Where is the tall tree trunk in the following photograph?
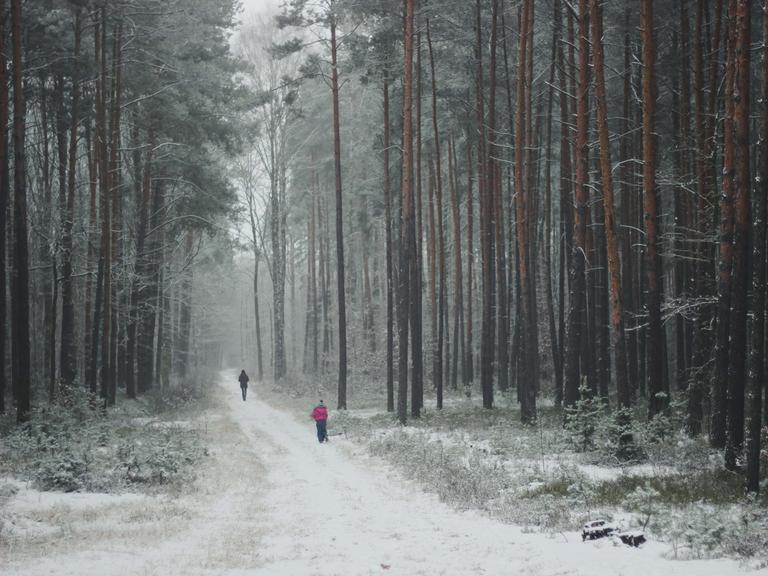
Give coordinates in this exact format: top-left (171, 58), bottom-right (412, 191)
top-left (176, 232), bottom-right (195, 381)
top-left (513, 0), bottom-right (536, 422)
top-left (254, 254), bottom-right (264, 380)
top-left (11, 0), bottom-right (30, 422)
top-left (303, 200), bottom-right (312, 373)
top-left (487, 0), bottom-right (507, 398)
top-left (680, 14), bottom-right (694, 376)
top-left (319, 196), bottom-right (330, 370)
top-left (475, 0), bottom-right (494, 410)
top-left (449, 137), bottom-right (464, 392)
top-left (502, 2), bottom-right (519, 400)
top-left (426, 18), bottom-right (445, 409)
top-left (497, 19), bottom-right (510, 402)
top-left (48, 244), bottom-right (58, 400)
top-left (544, 0), bottom-right (562, 408)
top-left (59, 12), bottom-right (81, 393)
top-left (88, 213), bottom-right (104, 397)
top-left (126, 120), bottom-right (140, 396)
top-left (564, 0), bottom-right (591, 410)
top-left (619, 10), bottom-right (638, 403)
top-left (398, 0), bottom-right (415, 424)
top-left (154, 240), bottom-right (168, 389)
top-left (270, 146), bottom-right (286, 382)
top-left (641, 0), bottom-right (669, 420)
top-left (692, 0), bottom-right (725, 432)
top-left (383, 77), bottom-right (394, 412)
top-left (676, 1), bottom-right (694, 388)
top-left (712, 0), bottom-right (737, 446)
top-left (363, 230), bottom-right (375, 353)
top-left (127, 127), bottom-right (154, 398)
top-left (424, 34), bottom-right (435, 398)
top-left (746, 0), bottom-right (767, 493)
top-left (555, 0), bottom-right (574, 408)
top-left (0, 0), bottom-right (7, 413)
top-left (409, 154), bottom-right (423, 418)
top-left (245, 161), bottom-right (264, 381)
top-left (87, 18), bottom-right (104, 398)
top-left (592, 178), bottom-right (611, 402)
top-left (566, 6), bottom-right (578, 220)
top-left (464, 129), bottom-right (475, 390)
top-left (412, 28), bottom-right (424, 417)
top-left (52, 74), bottom-right (68, 401)
top-left (435, 156), bottom-right (447, 410)
top-left (310, 174), bottom-right (319, 373)
top-left (592, 0), bottom-right (633, 445)
top-left (759, 250), bottom-right (768, 421)
top-left (83, 117), bottom-right (98, 385)
top-left (97, 12), bottom-right (111, 406)
top-left (107, 24), bottom-right (123, 406)
top-left (39, 76), bottom-right (56, 400)
top-left (523, 2), bottom-right (539, 401)
top-left (579, 6), bottom-right (598, 400)
top-left (137, 178), bottom-right (163, 392)
top-left (330, 11), bottom-right (347, 410)
top-left (632, 98), bottom-right (647, 400)
top-left (724, 0), bottom-right (750, 471)
top-left (428, 157), bottom-right (437, 381)
top-left (687, 0), bottom-right (713, 435)
top-left (706, 0), bottom-right (725, 204)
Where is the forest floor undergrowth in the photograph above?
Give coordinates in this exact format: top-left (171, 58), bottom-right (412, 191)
top-left (263, 373), bottom-right (768, 571)
top-left (0, 381), bottom-right (268, 575)
top-left (0, 370), bottom-right (766, 575)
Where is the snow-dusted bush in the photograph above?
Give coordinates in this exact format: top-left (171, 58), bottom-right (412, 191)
top-left (34, 450), bottom-right (91, 492)
top-left (117, 426), bottom-right (202, 486)
top-left (369, 429), bottom-right (512, 511)
top-left (564, 382), bottom-right (604, 452)
top-left (567, 473), bottom-right (602, 520)
top-left (0, 387), bottom-right (206, 493)
top-left (650, 501), bottom-right (768, 563)
top-left (499, 491), bottom-right (574, 532)
top-left (0, 482), bottom-right (19, 538)
top-left (721, 502), bottom-right (768, 562)
top-left (623, 482), bottom-right (661, 530)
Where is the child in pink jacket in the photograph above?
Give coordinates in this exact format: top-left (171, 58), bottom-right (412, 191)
top-left (311, 400), bottom-right (329, 443)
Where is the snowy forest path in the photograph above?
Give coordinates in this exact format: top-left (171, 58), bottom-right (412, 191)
top-left (2, 370), bottom-right (760, 576)
top-left (229, 370), bottom-right (549, 575)
top-left (229, 373), bottom-right (542, 574)
top-left (224, 371), bottom-right (754, 576)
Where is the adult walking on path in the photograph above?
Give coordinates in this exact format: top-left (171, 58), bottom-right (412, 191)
top-left (311, 400), bottom-right (328, 443)
top-left (238, 369), bottom-right (249, 401)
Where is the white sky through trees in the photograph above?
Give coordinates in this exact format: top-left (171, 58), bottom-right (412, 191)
top-left (229, 0), bottom-right (282, 251)
top-left (239, 0), bottom-right (280, 18)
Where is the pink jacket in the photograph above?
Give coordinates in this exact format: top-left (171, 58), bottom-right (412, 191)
top-left (311, 405), bottom-right (328, 421)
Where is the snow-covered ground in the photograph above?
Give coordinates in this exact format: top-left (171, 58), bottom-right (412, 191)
top-left (1, 370), bottom-right (764, 575)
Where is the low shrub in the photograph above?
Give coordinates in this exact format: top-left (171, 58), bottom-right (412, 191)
top-left (597, 469), bottom-right (745, 507)
top-left (652, 500), bottom-right (768, 562)
top-left (34, 450), bottom-right (90, 492)
top-left (0, 386), bottom-right (206, 494)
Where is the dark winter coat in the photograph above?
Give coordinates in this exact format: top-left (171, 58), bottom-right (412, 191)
top-left (238, 371), bottom-right (249, 387)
